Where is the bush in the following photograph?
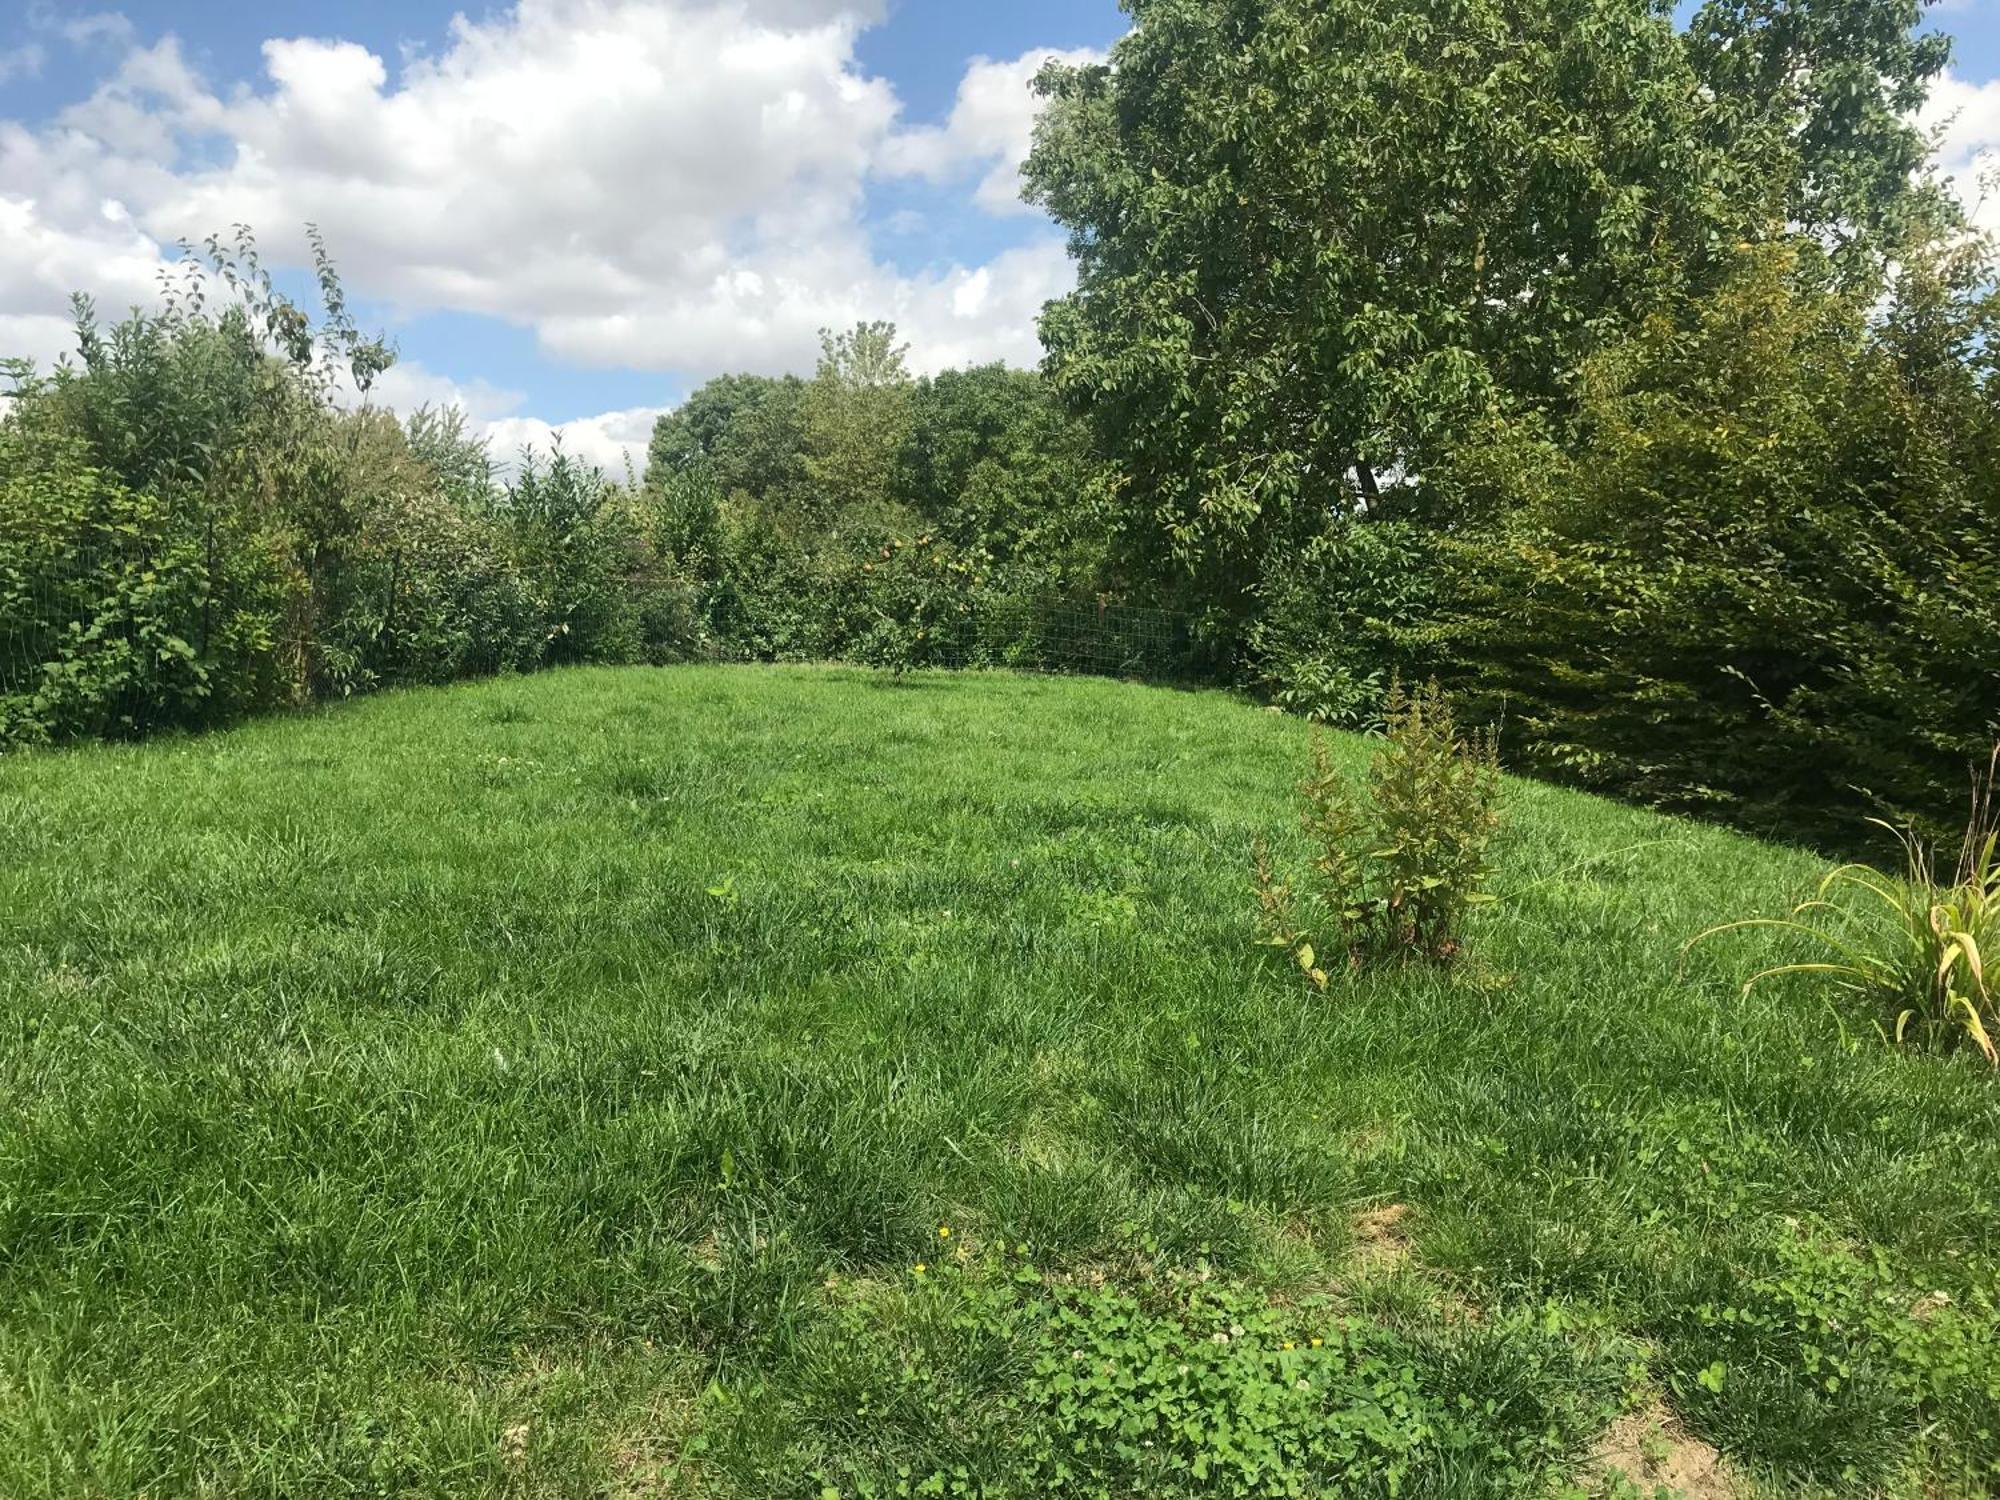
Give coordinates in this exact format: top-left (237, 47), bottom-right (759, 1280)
top-left (1255, 680), bottom-right (1501, 977)
top-left (1247, 521), bottom-right (1442, 730)
top-left (0, 421), bottom-right (211, 740)
top-left (0, 232), bottom-right (730, 749)
top-left (1429, 244), bottom-right (2000, 845)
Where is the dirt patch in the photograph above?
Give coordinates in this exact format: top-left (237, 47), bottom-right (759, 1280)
top-left (1589, 1401), bottom-right (1739, 1499)
top-left (1351, 1202), bottom-right (1414, 1271)
top-left (1910, 1289), bottom-right (1954, 1322)
top-left (500, 1420), bottom-right (531, 1466)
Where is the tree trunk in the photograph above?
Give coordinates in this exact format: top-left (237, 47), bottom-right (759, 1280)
top-left (1353, 459), bottom-right (1382, 510)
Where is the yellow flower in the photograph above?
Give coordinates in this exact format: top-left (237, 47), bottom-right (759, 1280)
top-left (1310, 1337), bottom-right (1323, 1348)
top-left (1282, 1341), bottom-right (1295, 1351)
top-left (938, 1226), bottom-right (952, 1239)
top-left (913, 1262), bottom-right (928, 1275)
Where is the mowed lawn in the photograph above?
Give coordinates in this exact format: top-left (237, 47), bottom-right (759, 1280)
top-left (1, 666), bottom-right (1995, 1498)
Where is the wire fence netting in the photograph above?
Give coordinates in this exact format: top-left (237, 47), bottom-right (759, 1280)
top-left (3, 514), bottom-right (1222, 744)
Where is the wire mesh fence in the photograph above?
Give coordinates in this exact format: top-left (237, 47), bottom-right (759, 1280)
top-left (4, 506), bottom-right (1224, 747)
top-left (692, 591), bottom-right (1216, 682)
top-left (958, 593), bottom-right (1211, 682)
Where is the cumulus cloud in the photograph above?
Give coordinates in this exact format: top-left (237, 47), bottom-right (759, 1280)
top-left (1919, 71), bottom-right (2000, 234)
top-left (485, 405), bottom-right (668, 479)
top-left (880, 46), bottom-right (1104, 215)
top-left (0, 0), bottom-right (1090, 451)
top-left (0, 168), bottom-right (168, 369)
top-left (361, 359), bottom-right (664, 476)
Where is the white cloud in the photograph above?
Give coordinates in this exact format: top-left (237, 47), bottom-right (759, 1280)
top-left (485, 404), bottom-right (668, 480)
top-left (0, 164), bottom-right (168, 369)
top-left (0, 43), bottom-right (47, 83)
top-left (362, 360), bottom-right (526, 426)
top-left (359, 359), bottom-right (663, 478)
top-left (0, 0), bottom-right (1087, 449)
top-left (1919, 71), bottom-right (2000, 234)
top-left (880, 46), bottom-right (1103, 216)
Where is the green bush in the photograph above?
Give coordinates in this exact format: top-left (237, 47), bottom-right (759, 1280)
top-left (0, 234), bottom-right (726, 749)
top-left (1247, 521), bottom-right (1442, 730)
top-left (1430, 244), bottom-right (2000, 845)
top-left (0, 421), bottom-right (210, 740)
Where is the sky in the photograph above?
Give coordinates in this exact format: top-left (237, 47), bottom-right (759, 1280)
top-left (3, 0), bottom-right (1999, 475)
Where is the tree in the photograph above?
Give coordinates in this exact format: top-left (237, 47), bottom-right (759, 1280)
top-left (1023, 0), bottom-right (1953, 614)
top-left (801, 321), bottom-right (916, 536)
top-left (896, 363), bottom-right (1109, 578)
top-left (645, 373), bottom-right (809, 509)
top-left (1685, 0), bottom-right (1955, 263)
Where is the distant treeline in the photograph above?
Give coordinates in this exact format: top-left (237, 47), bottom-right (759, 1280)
top-left (6, 0), bottom-right (2000, 849)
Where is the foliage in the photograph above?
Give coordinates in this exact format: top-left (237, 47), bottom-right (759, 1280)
top-left (1428, 243), bottom-right (2000, 842)
top-left (1246, 521), bottom-right (1442, 730)
top-left (638, 329), bottom-right (1131, 677)
top-left (1029, 1), bottom-right (1745, 607)
top-left (895, 363), bottom-right (1111, 582)
top-left (1693, 751), bottom-right (2000, 1064)
top-left (1026, 0), bottom-right (1950, 612)
top-left (0, 230), bottom-right (714, 746)
top-left (403, 403), bottom-right (498, 512)
top-left (801, 322), bottom-right (919, 537)
top-left (1001, 1273), bottom-right (1432, 1497)
top-left (1011, 0), bottom-right (1991, 847)
top-left (0, 418), bottom-right (210, 741)
top-left (1256, 680), bottom-right (1501, 974)
top-left (1684, 0), bottom-right (1955, 260)
top-left (505, 443), bottom-right (645, 667)
top-left (647, 372), bottom-right (811, 512)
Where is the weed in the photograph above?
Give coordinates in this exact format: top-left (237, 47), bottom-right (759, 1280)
top-left (1255, 678), bottom-right (1501, 975)
top-left (1692, 747), bottom-right (2000, 1063)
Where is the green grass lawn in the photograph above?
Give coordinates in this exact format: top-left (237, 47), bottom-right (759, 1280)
top-left (2, 666), bottom-right (1995, 1498)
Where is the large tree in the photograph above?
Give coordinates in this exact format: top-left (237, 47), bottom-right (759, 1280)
top-left (645, 372), bottom-right (809, 508)
top-left (800, 321), bottom-right (916, 536)
top-left (1685, 0), bottom-right (1951, 260)
top-left (1024, 0), bottom-right (1952, 610)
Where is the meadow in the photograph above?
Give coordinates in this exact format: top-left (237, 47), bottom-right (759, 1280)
top-left (1, 665), bottom-right (1995, 1497)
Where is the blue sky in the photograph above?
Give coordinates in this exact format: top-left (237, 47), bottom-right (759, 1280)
top-left (3, 0), bottom-right (1997, 471)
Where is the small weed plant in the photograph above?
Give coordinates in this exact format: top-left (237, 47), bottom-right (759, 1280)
top-left (1677, 1225), bottom-right (2000, 1490)
top-left (1255, 679), bottom-right (1502, 981)
top-left (1694, 748), bottom-right (2000, 1064)
top-left (794, 1242), bottom-right (1629, 1499)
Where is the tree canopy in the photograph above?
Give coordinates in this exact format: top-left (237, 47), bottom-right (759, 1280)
top-left (1024, 0), bottom-right (1957, 607)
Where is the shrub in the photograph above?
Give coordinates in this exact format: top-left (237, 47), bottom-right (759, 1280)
top-left (1247, 520), bottom-right (1442, 731)
top-left (1255, 680), bottom-right (1501, 976)
top-left (1693, 749), bottom-right (2000, 1064)
top-left (0, 423), bottom-right (211, 740)
top-left (1428, 244), bottom-right (2000, 846)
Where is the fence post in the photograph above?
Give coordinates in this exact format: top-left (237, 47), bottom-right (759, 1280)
top-left (201, 512), bottom-right (215, 659)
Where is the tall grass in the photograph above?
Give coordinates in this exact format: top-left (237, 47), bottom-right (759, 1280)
top-left (1695, 748), bottom-right (2000, 1064)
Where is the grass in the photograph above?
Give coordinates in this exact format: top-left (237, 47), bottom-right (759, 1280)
top-left (0, 665), bottom-right (1995, 1497)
